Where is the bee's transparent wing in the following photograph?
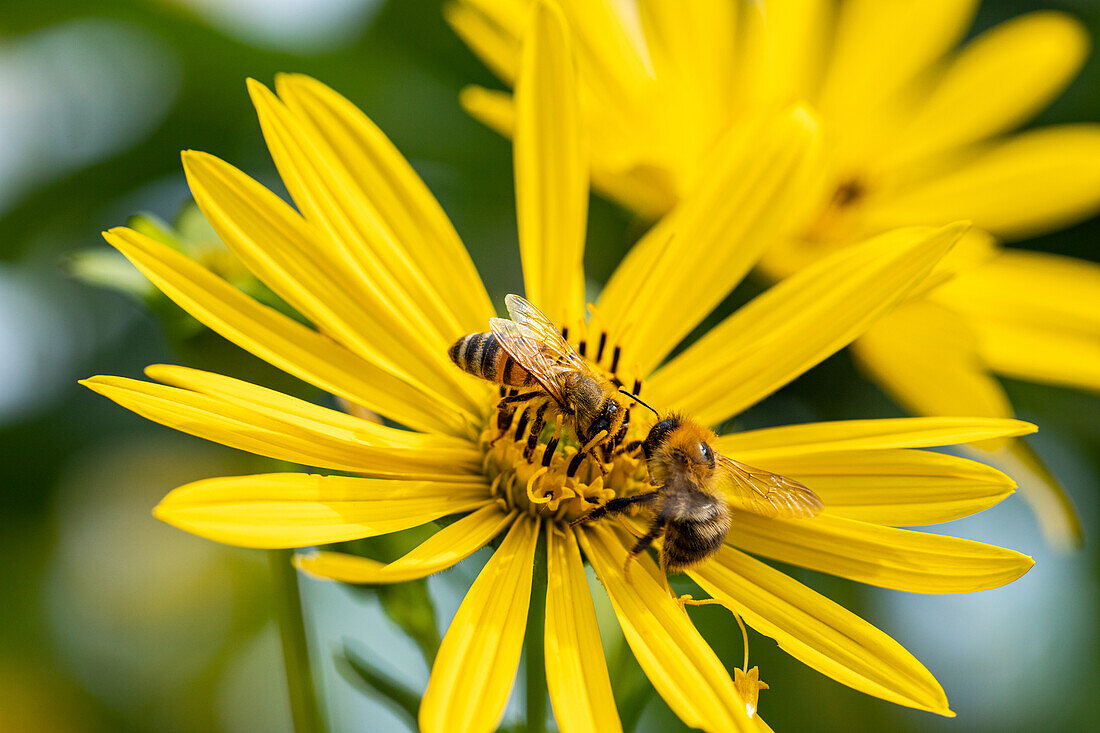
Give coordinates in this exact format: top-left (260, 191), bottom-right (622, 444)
top-left (489, 317), bottom-right (568, 407)
top-left (717, 454), bottom-right (823, 518)
top-left (504, 294), bottom-right (590, 373)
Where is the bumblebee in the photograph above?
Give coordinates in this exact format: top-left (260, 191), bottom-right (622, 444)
top-left (572, 413), bottom-right (823, 579)
top-left (449, 294), bottom-right (634, 472)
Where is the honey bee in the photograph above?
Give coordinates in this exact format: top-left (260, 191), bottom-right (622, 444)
top-left (571, 412), bottom-right (823, 580)
top-left (449, 294), bottom-right (635, 472)
top-left (449, 327), bottom-right (542, 392)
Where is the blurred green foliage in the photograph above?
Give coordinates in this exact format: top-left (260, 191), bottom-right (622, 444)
top-left (0, 1), bottom-right (1097, 732)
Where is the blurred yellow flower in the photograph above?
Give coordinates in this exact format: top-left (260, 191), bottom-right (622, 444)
top-left (451, 0), bottom-right (1100, 547)
top-left (84, 3), bottom-right (1035, 730)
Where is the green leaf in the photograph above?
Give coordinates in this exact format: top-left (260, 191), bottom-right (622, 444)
top-left (339, 641), bottom-right (421, 729)
top-left (65, 248), bottom-right (154, 299)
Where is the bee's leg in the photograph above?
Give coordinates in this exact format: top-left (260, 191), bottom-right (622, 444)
top-left (491, 409), bottom-right (514, 443)
top-left (523, 401), bottom-right (550, 461)
top-left (562, 429), bottom-right (612, 480)
top-left (659, 551), bottom-right (673, 597)
top-left (565, 450), bottom-right (588, 479)
top-left (579, 429), bottom-right (612, 474)
top-left (541, 414), bottom-right (565, 467)
top-left (612, 440), bottom-right (645, 459)
top-left (613, 405), bottom-right (630, 450)
top-left (579, 429), bottom-right (610, 455)
top-left (570, 490), bottom-right (659, 524)
top-left (489, 389), bottom-right (517, 444)
top-left (496, 390), bottom-right (542, 409)
top-left (510, 404), bottom-right (532, 446)
top-left (601, 413), bottom-right (628, 464)
top-left (491, 391), bottom-right (539, 447)
top-left (624, 513), bottom-right (669, 585)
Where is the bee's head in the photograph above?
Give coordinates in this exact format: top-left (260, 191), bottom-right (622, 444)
top-left (645, 414), bottom-right (717, 484)
top-left (668, 428), bottom-right (716, 472)
top-left (680, 437), bottom-right (716, 469)
top-left (586, 397), bottom-right (620, 442)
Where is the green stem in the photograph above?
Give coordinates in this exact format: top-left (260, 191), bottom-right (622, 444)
top-left (525, 540), bottom-right (548, 733)
top-left (270, 550), bottom-right (326, 733)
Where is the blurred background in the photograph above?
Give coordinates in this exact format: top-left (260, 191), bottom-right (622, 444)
top-left (0, 1), bottom-right (1097, 731)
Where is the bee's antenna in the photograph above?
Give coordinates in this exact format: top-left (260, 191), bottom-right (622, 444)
top-left (619, 389), bottom-right (658, 418)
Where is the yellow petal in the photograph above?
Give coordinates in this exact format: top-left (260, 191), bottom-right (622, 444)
top-left (850, 296), bottom-right (1084, 548)
top-left (729, 513), bottom-right (1033, 594)
top-left (851, 300), bottom-right (1014, 424)
top-left (246, 79), bottom-right (487, 409)
top-left (817, 0), bottom-right (978, 149)
top-left (296, 506), bottom-right (516, 583)
top-left (740, 0), bottom-right (831, 108)
top-left (142, 364), bottom-right (469, 452)
top-left (691, 546), bottom-right (952, 716)
top-left (752, 449), bottom-right (1014, 526)
top-left (943, 246), bottom-right (1100, 388)
top-left (638, 0), bottom-right (739, 87)
top-left (182, 150), bottom-right (486, 415)
top-left (458, 83), bottom-right (677, 218)
top-left (450, 0), bottom-right (650, 152)
top-left (648, 223), bottom-right (967, 426)
top-left (445, 1), bottom-right (522, 84)
top-left (552, 0), bottom-right (650, 112)
top-left (966, 316), bottom-right (1100, 393)
top-left (716, 416), bottom-right (1036, 462)
top-left (887, 12), bottom-right (1089, 167)
top-left (459, 85), bottom-right (514, 139)
top-left (273, 74), bottom-right (495, 333)
top-left (578, 524), bottom-right (757, 733)
top-left (818, 0), bottom-right (976, 100)
top-left (81, 375), bottom-right (482, 478)
top-left (907, 227), bottom-right (1000, 299)
top-left (863, 124), bottom-right (1100, 240)
top-left (102, 227), bottom-right (473, 436)
top-left (636, 0), bottom-right (739, 149)
top-left (525, 0), bottom-right (651, 164)
top-left (936, 249), bottom-right (1100, 331)
top-left (452, 0), bottom-right (676, 219)
top-left (544, 525), bottom-right (622, 733)
top-left (969, 440), bottom-right (1083, 551)
top-left (931, 250), bottom-right (1100, 390)
top-left (585, 161), bottom-right (679, 220)
top-left (420, 516), bottom-right (539, 733)
top-left (513, 0), bottom-right (587, 328)
top-left (154, 473), bottom-right (491, 548)
top-left (597, 106), bottom-right (821, 375)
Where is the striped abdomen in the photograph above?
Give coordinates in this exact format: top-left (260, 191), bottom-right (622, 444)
top-left (449, 332), bottom-right (535, 388)
top-left (661, 492), bottom-right (731, 572)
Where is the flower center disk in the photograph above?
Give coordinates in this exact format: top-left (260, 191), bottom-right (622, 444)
top-left (478, 348), bottom-right (651, 522)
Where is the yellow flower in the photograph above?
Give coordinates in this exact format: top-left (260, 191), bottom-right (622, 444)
top-left (451, 0), bottom-right (1099, 548)
top-left (733, 666), bottom-right (769, 719)
top-left (83, 4), bottom-right (1035, 731)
